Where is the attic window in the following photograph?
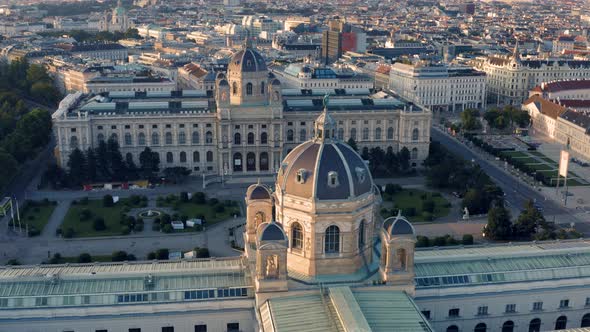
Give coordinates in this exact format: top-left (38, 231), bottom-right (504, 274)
top-left (296, 169), bottom-right (308, 184)
top-left (355, 167), bottom-right (366, 183)
top-left (327, 171), bottom-right (339, 188)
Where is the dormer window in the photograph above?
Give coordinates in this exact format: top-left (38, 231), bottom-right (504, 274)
top-left (296, 169), bottom-right (308, 184)
top-left (328, 171), bottom-right (339, 188)
top-left (355, 167), bottom-right (366, 183)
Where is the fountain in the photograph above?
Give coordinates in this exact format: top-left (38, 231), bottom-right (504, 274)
top-left (138, 209), bottom-right (162, 218)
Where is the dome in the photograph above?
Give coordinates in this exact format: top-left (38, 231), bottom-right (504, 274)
top-left (247, 183), bottom-right (272, 200)
top-left (228, 47), bottom-right (267, 73)
top-left (276, 140), bottom-right (373, 201)
top-left (257, 222), bottom-right (287, 242)
top-left (383, 213), bottom-right (415, 236)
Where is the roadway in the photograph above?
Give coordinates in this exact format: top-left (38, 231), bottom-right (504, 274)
top-left (431, 127), bottom-right (571, 220)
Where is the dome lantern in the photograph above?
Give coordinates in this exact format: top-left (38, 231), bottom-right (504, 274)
top-left (314, 95), bottom-right (336, 141)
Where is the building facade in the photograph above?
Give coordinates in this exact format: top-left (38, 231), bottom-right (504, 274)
top-left (389, 62), bottom-right (486, 112)
top-left (53, 45), bottom-right (432, 176)
top-left (474, 45), bottom-right (590, 106)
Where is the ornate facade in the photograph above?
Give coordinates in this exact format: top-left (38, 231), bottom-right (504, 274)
top-left (53, 44), bottom-right (432, 177)
top-left (99, 0), bottom-right (130, 33)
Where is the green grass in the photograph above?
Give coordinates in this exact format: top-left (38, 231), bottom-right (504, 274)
top-left (382, 189), bottom-right (450, 223)
top-left (525, 163), bottom-right (556, 171)
top-left (501, 151), bottom-right (529, 158)
top-left (157, 195), bottom-right (240, 226)
top-left (511, 156), bottom-right (538, 165)
top-left (61, 199), bottom-right (132, 237)
top-left (10, 201), bottom-right (56, 236)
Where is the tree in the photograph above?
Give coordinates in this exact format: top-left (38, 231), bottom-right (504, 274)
top-left (346, 137), bottom-right (358, 151)
top-left (139, 147), bottom-right (160, 178)
top-left (111, 251), bottom-right (129, 262)
top-left (460, 108), bottom-right (481, 131)
top-left (462, 234), bottom-right (474, 245)
top-left (30, 81), bottom-right (60, 105)
top-left (513, 200), bottom-right (547, 240)
top-left (103, 195), bottom-right (114, 207)
top-left (485, 205), bottom-right (512, 240)
top-left (0, 150), bottom-right (18, 189)
top-left (67, 148), bottom-right (87, 187)
top-left (398, 147), bottom-right (411, 171)
top-left (95, 140), bottom-right (110, 180)
top-left (77, 253), bottom-right (92, 263)
top-left (163, 167), bottom-right (191, 183)
top-left (26, 64), bottom-right (50, 85)
top-left (86, 148), bottom-right (97, 182)
top-left (195, 247), bottom-right (210, 258)
top-left (93, 217), bottom-right (106, 231)
top-left (106, 138), bottom-right (127, 180)
top-left (156, 248), bottom-right (169, 260)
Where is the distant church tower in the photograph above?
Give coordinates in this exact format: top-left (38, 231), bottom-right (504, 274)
top-left (101, 0), bottom-right (130, 32)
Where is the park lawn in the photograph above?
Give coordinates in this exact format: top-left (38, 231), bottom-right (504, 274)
top-left (60, 255), bottom-right (113, 264)
top-left (385, 189), bottom-right (450, 223)
top-left (164, 201), bottom-right (239, 225)
top-left (510, 156), bottom-right (538, 165)
top-left (15, 202), bottom-right (56, 235)
top-left (501, 151), bottom-right (530, 158)
top-left (525, 163), bottom-right (556, 171)
top-left (61, 199), bottom-right (130, 237)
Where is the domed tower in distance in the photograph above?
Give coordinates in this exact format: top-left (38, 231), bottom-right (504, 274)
top-left (273, 103), bottom-right (380, 277)
top-left (379, 211), bottom-right (416, 290)
top-left (227, 38), bottom-right (269, 106)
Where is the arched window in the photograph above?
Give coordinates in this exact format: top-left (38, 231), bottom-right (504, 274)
top-left (350, 128), bottom-right (357, 140)
top-left (232, 82), bottom-right (238, 95)
top-left (234, 133), bottom-right (241, 145)
top-left (192, 131), bottom-right (200, 144)
top-left (324, 225), bottom-right (340, 254)
top-left (447, 325), bottom-right (459, 332)
top-left (166, 152), bottom-right (173, 163)
top-left (582, 314), bottom-right (590, 327)
top-left (206, 151), bottom-right (213, 162)
top-left (233, 153), bottom-right (242, 172)
top-left (291, 223), bottom-right (303, 250)
top-left (97, 133), bottom-right (105, 143)
top-left (124, 133), bottom-right (132, 146)
top-left (260, 82), bottom-right (265, 94)
top-left (299, 129), bottom-right (306, 141)
top-left (151, 132), bottom-right (159, 145)
top-left (338, 128), bottom-right (344, 140)
top-left (178, 132), bottom-right (186, 144)
top-left (205, 131), bottom-right (213, 144)
top-left (412, 128), bottom-right (419, 141)
top-left (502, 321), bottom-right (514, 332)
top-left (260, 132), bottom-right (268, 144)
top-left (180, 151), bottom-right (186, 163)
top-left (411, 148), bottom-right (418, 159)
top-left (397, 248), bottom-right (407, 270)
top-left (193, 151), bottom-right (200, 162)
top-left (138, 133), bottom-right (146, 146)
top-left (287, 129), bottom-right (294, 142)
top-left (358, 220), bottom-right (365, 250)
top-left (375, 127), bottom-right (382, 140)
top-left (474, 323), bottom-right (487, 332)
top-left (362, 127), bottom-right (369, 140)
top-left (70, 136), bottom-right (79, 149)
top-left (246, 82), bottom-right (253, 95)
top-left (387, 127), bottom-right (394, 139)
top-left (555, 316), bottom-right (567, 330)
top-left (529, 318), bottom-right (541, 332)
top-left (260, 152), bottom-right (269, 171)
top-left (246, 152), bottom-right (256, 171)
top-left (247, 132), bottom-right (255, 145)
top-left (165, 132), bottom-right (173, 145)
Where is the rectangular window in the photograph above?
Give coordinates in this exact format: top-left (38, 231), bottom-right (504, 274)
top-left (194, 325), bottom-right (207, 332)
top-left (206, 123), bottom-right (211, 127)
top-left (63, 296), bottom-right (75, 306)
top-left (300, 122), bottom-right (306, 126)
top-left (586, 298), bottom-right (590, 306)
top-left (96, 330), bottom-right (108, 332)
top-left (227, 323), bottom-right (239, 332)
top-left (193, 124), bottom-right (198, 128)
top-left (421, 310), bottom-right (431, 319)
top-left (287, 122), bottom-right (293, 126)
top-left (139, 125), bottom-right (144, 129)
top-left (70, 128), bottom-right (77, 132)
top-left (35, 297), bottom-right (48, 306)
top-left (153, 124), bottom-right (158, 128)
top-left (477, 306), bottom-right (488, 315)
top-left (82, 295), bottom-right (90, 304)
top-left (180, 124), bottom-right (185, 128)
top-left (111, 125), bottom-right (117, 129)
top-left (0, 299), bottom-right (8, 307)
top-left (560, 299), bottom-right (570, 308)
top-left (448, 308), bottom-right (460, 317)
top-left (162, 327), bottom-right (174, 332)
top-left (125, 125), bottom-right (131, 129)
top-left (129, 329), bottom-right (141, 332)
top-left (98, 125), bottom-right (104, 130)
top-left (505, 304), bottom-right (516, 313)
top-left (166, 124), bottom-right (172, 128)
top-left (248, 125), bottom-right (253, 129)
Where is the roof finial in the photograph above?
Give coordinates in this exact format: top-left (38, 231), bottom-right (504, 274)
top-left (322, 93), bottom-right (330, 111)
top-left (512, 39), bottom-right (520, 60)
top-left (257, 177), bottom-right (261, 185)
top-left (397, 209), bottom-right (402, 218)
top-left (244, 29), bottom-right (252, 48)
